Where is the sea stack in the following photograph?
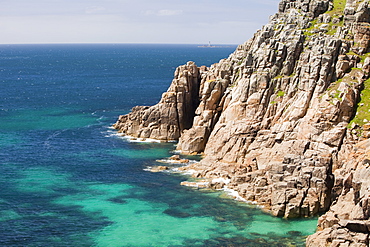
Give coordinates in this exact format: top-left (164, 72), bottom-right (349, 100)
top-left (114, 0), bottom-right (370, 245)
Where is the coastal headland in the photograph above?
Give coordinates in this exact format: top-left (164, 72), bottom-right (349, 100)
top-left (114, 0), bottom-right (370, 245)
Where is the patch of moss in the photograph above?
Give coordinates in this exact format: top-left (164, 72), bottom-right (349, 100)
top-left (350, 78), bottom-right (370, 126)
top-left (206, 79), bottom-right (216, 83)
top-left (302, 0), bottom-right (346, 36)
top-left (326, 0), bottom-right (346, 17)
top-left (237, 58), bottom-right (245, 66)
top-left (277, 91), bottom-right (285, 97)
top-left (333, 90), bottom-right (343, 100)
top-left (303, 19), bottom-right (319, 36)
top-left (360, 53), bottom-right (370, 64)
top-left (273, 74), bottom-right (295, 80)
top-left (326, 78), bottom-right (342, 91)
top-left (325, 19), bottom-right (344, 35)
top-left (347, 51), bottom-right (359, 56)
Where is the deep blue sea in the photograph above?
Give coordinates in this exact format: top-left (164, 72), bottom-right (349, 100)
top-left (0, 44), bottom-right (317, 247)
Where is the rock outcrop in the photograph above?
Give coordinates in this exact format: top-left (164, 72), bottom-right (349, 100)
top-left (113, 61), bottom-right (202, 141)
top-left (114, 0), bottom-right (370, 245)
top-left (306, 138), bottom-right (370, 246)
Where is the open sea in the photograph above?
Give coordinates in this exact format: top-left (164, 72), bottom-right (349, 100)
top-left (0, 44), bottom-right (318, 247)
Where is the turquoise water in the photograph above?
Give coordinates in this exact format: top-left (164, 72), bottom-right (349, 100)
top-left (0, 44), bottom-right (317, 246)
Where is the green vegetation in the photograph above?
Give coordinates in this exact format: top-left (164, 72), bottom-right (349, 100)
top-left (327, 88), bottom-right (343, 105)
top-left (350, 78), bottom-right (370, 126)
top-left (273, 73), bottom-right (295, 80)
top-left (346, 51), bottom-right (359, 56)
top-left (326, 76), bottom-right (343, 91)
top-left (324, 0), bottom-right (346, 34)
top-left (237, 58), bottom-right (245, 66)
top-left (303, 19), bottom-right (318, 36)
top-left (269, 90), bottom-right (285, 105)
top-left (325, 78), bottom-right (344, 106)
top-left (277, 91), bottom-right (285, 97)
top-left (303, 0), bottom-right (346, 36)
top-left (326, 19), bottom-right (344, 35)
top-left (333, 90), bottom-right (343, 100)
top-left (360, 53), bottom-right (370, 63)
top-left (326, 0), bottom-right (346, 17)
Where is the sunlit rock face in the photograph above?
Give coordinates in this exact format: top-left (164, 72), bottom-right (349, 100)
top-left (113, 61), bottom-right (201, 141)
top-left (115, 0), bottom-right (370, 245)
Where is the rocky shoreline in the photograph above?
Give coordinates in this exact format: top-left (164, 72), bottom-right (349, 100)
top-left (114, 0), bottom-right (370, 246)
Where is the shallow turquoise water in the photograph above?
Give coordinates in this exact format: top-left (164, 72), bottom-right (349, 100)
top-left (0, 44), bottom-right (318, 246)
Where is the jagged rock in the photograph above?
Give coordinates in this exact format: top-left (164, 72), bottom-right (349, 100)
top-left (169, 155), bottom-right (181, 160)
top-left (176, 63), bottom-right (232, 153)
top-left (113, 61), bottom-right (201, 141)
top-left (174, 0), bottom-right (365, 220)
top-left (353, 23), bottom-right (370, 54)
top-left (307, 139), bottom-right (370, 246)
top-left (180, 181), bottom-right (209, 188)
top-left (336, 55), bottom-right (351, 78)
top-left (114, 0), bottom-right (370, 245)
top-left (150, 166), bottom-right (169, 172)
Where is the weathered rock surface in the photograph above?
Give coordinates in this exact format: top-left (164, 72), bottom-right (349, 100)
top-left (306, 138), bottom-right (370, 246)
top-left (113, 61), bottom-right (202, 140)
top-left (114, 0), bottom-right (370, 245)
top-left (149, 166), bottom-right (169, 172)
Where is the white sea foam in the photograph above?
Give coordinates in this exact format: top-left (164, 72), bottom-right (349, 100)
top-left (212, 177), bottom-right (230, 185)
top-left (180, 181), bottom-right (210, 188)
top-left (124, 136), bottom-right (163, 143)
top-left (143, 167), bottom-right (152, 172)
top-left (156, 158), bottom-right (198, 165)
top-left (104, 129), bottom-right (165, 143)
top-left (222, 187), bottom-right (262, 207)
top-left (173, 168), bottom-right (197, 175)
top-left (223, 187), bottom-right (249, 202)
top-left (104, 129), bottom-right (120, 138)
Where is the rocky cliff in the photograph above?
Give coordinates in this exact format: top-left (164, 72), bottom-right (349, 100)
top-left (114, 0), bottom-right (370, 245)
top-left (113, 61), bottom-right (202, 141)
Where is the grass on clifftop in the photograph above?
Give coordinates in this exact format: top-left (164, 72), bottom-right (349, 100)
top-left (325, 0), bottom-right (346, 35)
top-left (327, 0), bottom-right (346, 16)
top-left (350, 78), bottom-right (370, 126)
top-left (303, 0), bottom-right (346, 36)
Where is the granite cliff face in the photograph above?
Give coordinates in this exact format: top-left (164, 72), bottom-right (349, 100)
top-left (113, 62), bottom-right (202, 140)
top-left (114, 0), bottom-right (370, 245)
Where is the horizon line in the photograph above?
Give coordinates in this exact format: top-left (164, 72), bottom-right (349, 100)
top-left (0, 42), bottom-right (239, 46)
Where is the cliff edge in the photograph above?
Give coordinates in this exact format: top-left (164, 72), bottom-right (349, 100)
top-left (114, 0), bottom-right (370, 245)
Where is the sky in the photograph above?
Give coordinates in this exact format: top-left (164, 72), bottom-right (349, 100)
top-left (0, 0), bottom-right (281, 45)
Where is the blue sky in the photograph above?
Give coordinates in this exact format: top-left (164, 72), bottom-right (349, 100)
top-left (0, 0), bottom-right (280, 44)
